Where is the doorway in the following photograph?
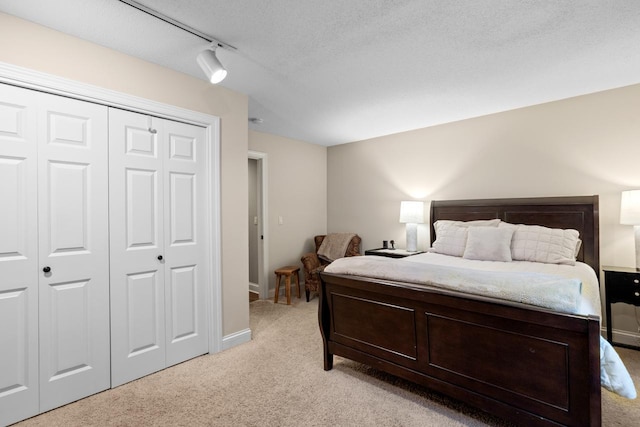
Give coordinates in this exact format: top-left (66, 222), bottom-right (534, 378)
top-left (248, 151), bottom-right (269, 300)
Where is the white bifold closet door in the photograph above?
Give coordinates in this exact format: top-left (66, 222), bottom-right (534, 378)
top-left (109, 108), bottom-right (208, 387)
top-left (0, 83), bottom-right (40, 426)
top-left (36, 90), bottom-right (111, 412)
top-left (0, 84), bottom-right (110, 425)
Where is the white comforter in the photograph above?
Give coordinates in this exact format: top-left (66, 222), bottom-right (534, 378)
top-left (326, 256), bottom-right (583, 313)
top-left (324, 252), bottom-right (636, 399)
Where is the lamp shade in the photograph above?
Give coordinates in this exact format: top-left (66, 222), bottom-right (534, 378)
top-left (197, 49), bottom-right (227, 84)
top-left (620, 190), bottom-right (640, 225)
top-left (399, 201), bottom-right (424, 224)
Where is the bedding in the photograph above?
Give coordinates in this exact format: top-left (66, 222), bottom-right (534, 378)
top-left (403, 252), bottom-right (601, 317)
top-left (325, 252), bottom-right (636, 399)
top-left (600, 338), bottom-right (637, 399)
top-left (325, 255), bottom-right (584, 314)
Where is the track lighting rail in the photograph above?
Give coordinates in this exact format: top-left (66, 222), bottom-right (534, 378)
top-left (118, 0), bottom-right (236, 50)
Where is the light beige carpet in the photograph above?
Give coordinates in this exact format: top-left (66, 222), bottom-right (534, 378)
top-left (15, 298), bottom-right (640, 426)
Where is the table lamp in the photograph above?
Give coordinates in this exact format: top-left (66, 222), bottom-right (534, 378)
top-left (620, 189), bottom-right (640, 269)
top-left (399, 201), bottom-right (424, 252)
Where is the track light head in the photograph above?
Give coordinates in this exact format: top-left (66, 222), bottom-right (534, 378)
top-left (197, 48), bottom-right (227, 84)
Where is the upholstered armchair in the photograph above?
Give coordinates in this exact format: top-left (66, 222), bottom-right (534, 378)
top-left (300, 234), bottom-right (361, 302)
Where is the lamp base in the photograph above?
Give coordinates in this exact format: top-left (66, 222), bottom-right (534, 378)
top-left (406, 223), bottom-right (418, 252)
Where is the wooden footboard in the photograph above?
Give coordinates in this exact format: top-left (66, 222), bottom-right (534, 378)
top-left (319, 273), bottom-right (601, 427)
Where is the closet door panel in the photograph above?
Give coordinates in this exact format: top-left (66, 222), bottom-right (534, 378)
top-left (164, 121), bottom-right (208, 366)
top-left (0, 84), bottom-right (39, 426)
top-left (0, 158), bottom-right (31, 258)
top-left (109, 109), bottom-right (166, 387)
top-left (41, 279), bottom-right (92, 378)
top-left (127, 169), bottom-right (159, 247)
top-left (37, 94), bottom-right (110, 412)
top-left (125, 271), bottom-right (163, 354)
top-left (46, 161), bottom-right (89, 252)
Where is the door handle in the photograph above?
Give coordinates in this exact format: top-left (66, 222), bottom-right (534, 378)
top-left (43, 266), bottom-right (51, 273)
top-left (157, 255), bottom-right (163, 261)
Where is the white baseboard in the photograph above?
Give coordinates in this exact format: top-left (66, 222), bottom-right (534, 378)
top-left (602, 327), bottom-right (640, 347)
top-left (222, 328), bottom-right (252, 350)
top-left (253, 282), bottom-right (305, 300)
top-left (249, 281), bottom-right (260, 294)
top-left (268, 281), bottom-right (306, 299)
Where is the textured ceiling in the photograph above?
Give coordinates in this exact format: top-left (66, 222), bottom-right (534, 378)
top-left (2, 0), bottom-right (640, 146)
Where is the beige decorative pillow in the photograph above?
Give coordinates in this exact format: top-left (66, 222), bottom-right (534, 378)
top-left (434, 219), bottom-right (501, 229)
top-left (463, 226), bottom-right (514, 262)
top-left (432, 219), bottom-right (501, 257)
top-left (432, 225), bottom-right (468, 257)
top-left (500, 223), bottom-right (580, 265)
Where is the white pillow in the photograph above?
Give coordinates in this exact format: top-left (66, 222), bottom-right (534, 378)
top-left (463, 226), bottom-right (514, 262)
top-left (432, 219), bottom-right (501, 257)
top-left (435, 219), bottom-right (501, 229)
top-left (501, 223), bottom-right (580, 265)
top-left (432, 225), bottom-right (468, 257)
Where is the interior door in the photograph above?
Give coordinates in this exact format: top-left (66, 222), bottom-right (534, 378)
top-left (163, 119), bottom-right (208, 366)
top-left (37, 93), bottom-right (110, 412)
top-left (248, 158), bottom-right (259, 293)
top-left (109, 109), bottom-right (166, 387)
top-left (0, 84), bottom-right (40, 426)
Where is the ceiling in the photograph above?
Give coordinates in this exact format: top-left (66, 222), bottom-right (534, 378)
top-left (2, 1), bottom-right (640, 146)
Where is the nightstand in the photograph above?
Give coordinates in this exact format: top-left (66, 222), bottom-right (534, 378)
top-left (603, 265), bottom-right (640, 349)
top-left (364, 248), bottom-right (424, 258)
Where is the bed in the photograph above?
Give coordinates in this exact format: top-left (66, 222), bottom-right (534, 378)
top-left (318, 196), bottom-right (604, 426)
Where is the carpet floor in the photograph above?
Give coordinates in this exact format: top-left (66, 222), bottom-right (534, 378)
top-left (14, 298), bottom-right (640, 426)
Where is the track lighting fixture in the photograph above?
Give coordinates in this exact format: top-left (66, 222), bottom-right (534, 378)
top-left (197, 46), bottom-right (227, 84)
top-left (119, 1), bottom-right (236, 85)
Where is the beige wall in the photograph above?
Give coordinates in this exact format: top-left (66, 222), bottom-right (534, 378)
top-left (249, 130), bottom-right (327, 295)
top-left (0, 13), bottom-right (250, 337)
top-left (328, 84), bottom-right (640, 336)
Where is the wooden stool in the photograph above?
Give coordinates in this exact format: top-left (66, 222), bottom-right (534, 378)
top-left (274, 266), bottom-right (301, 305)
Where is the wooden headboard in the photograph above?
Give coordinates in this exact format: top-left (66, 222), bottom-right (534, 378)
top-left (430, 195), bottom-right (600, 274)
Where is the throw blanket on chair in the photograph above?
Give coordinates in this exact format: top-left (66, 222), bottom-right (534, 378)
top-left (318, 233), bottom-right (356, 262)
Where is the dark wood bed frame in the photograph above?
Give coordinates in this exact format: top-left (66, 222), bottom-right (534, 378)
top-left (319, 196), bottom-right (601, 426)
